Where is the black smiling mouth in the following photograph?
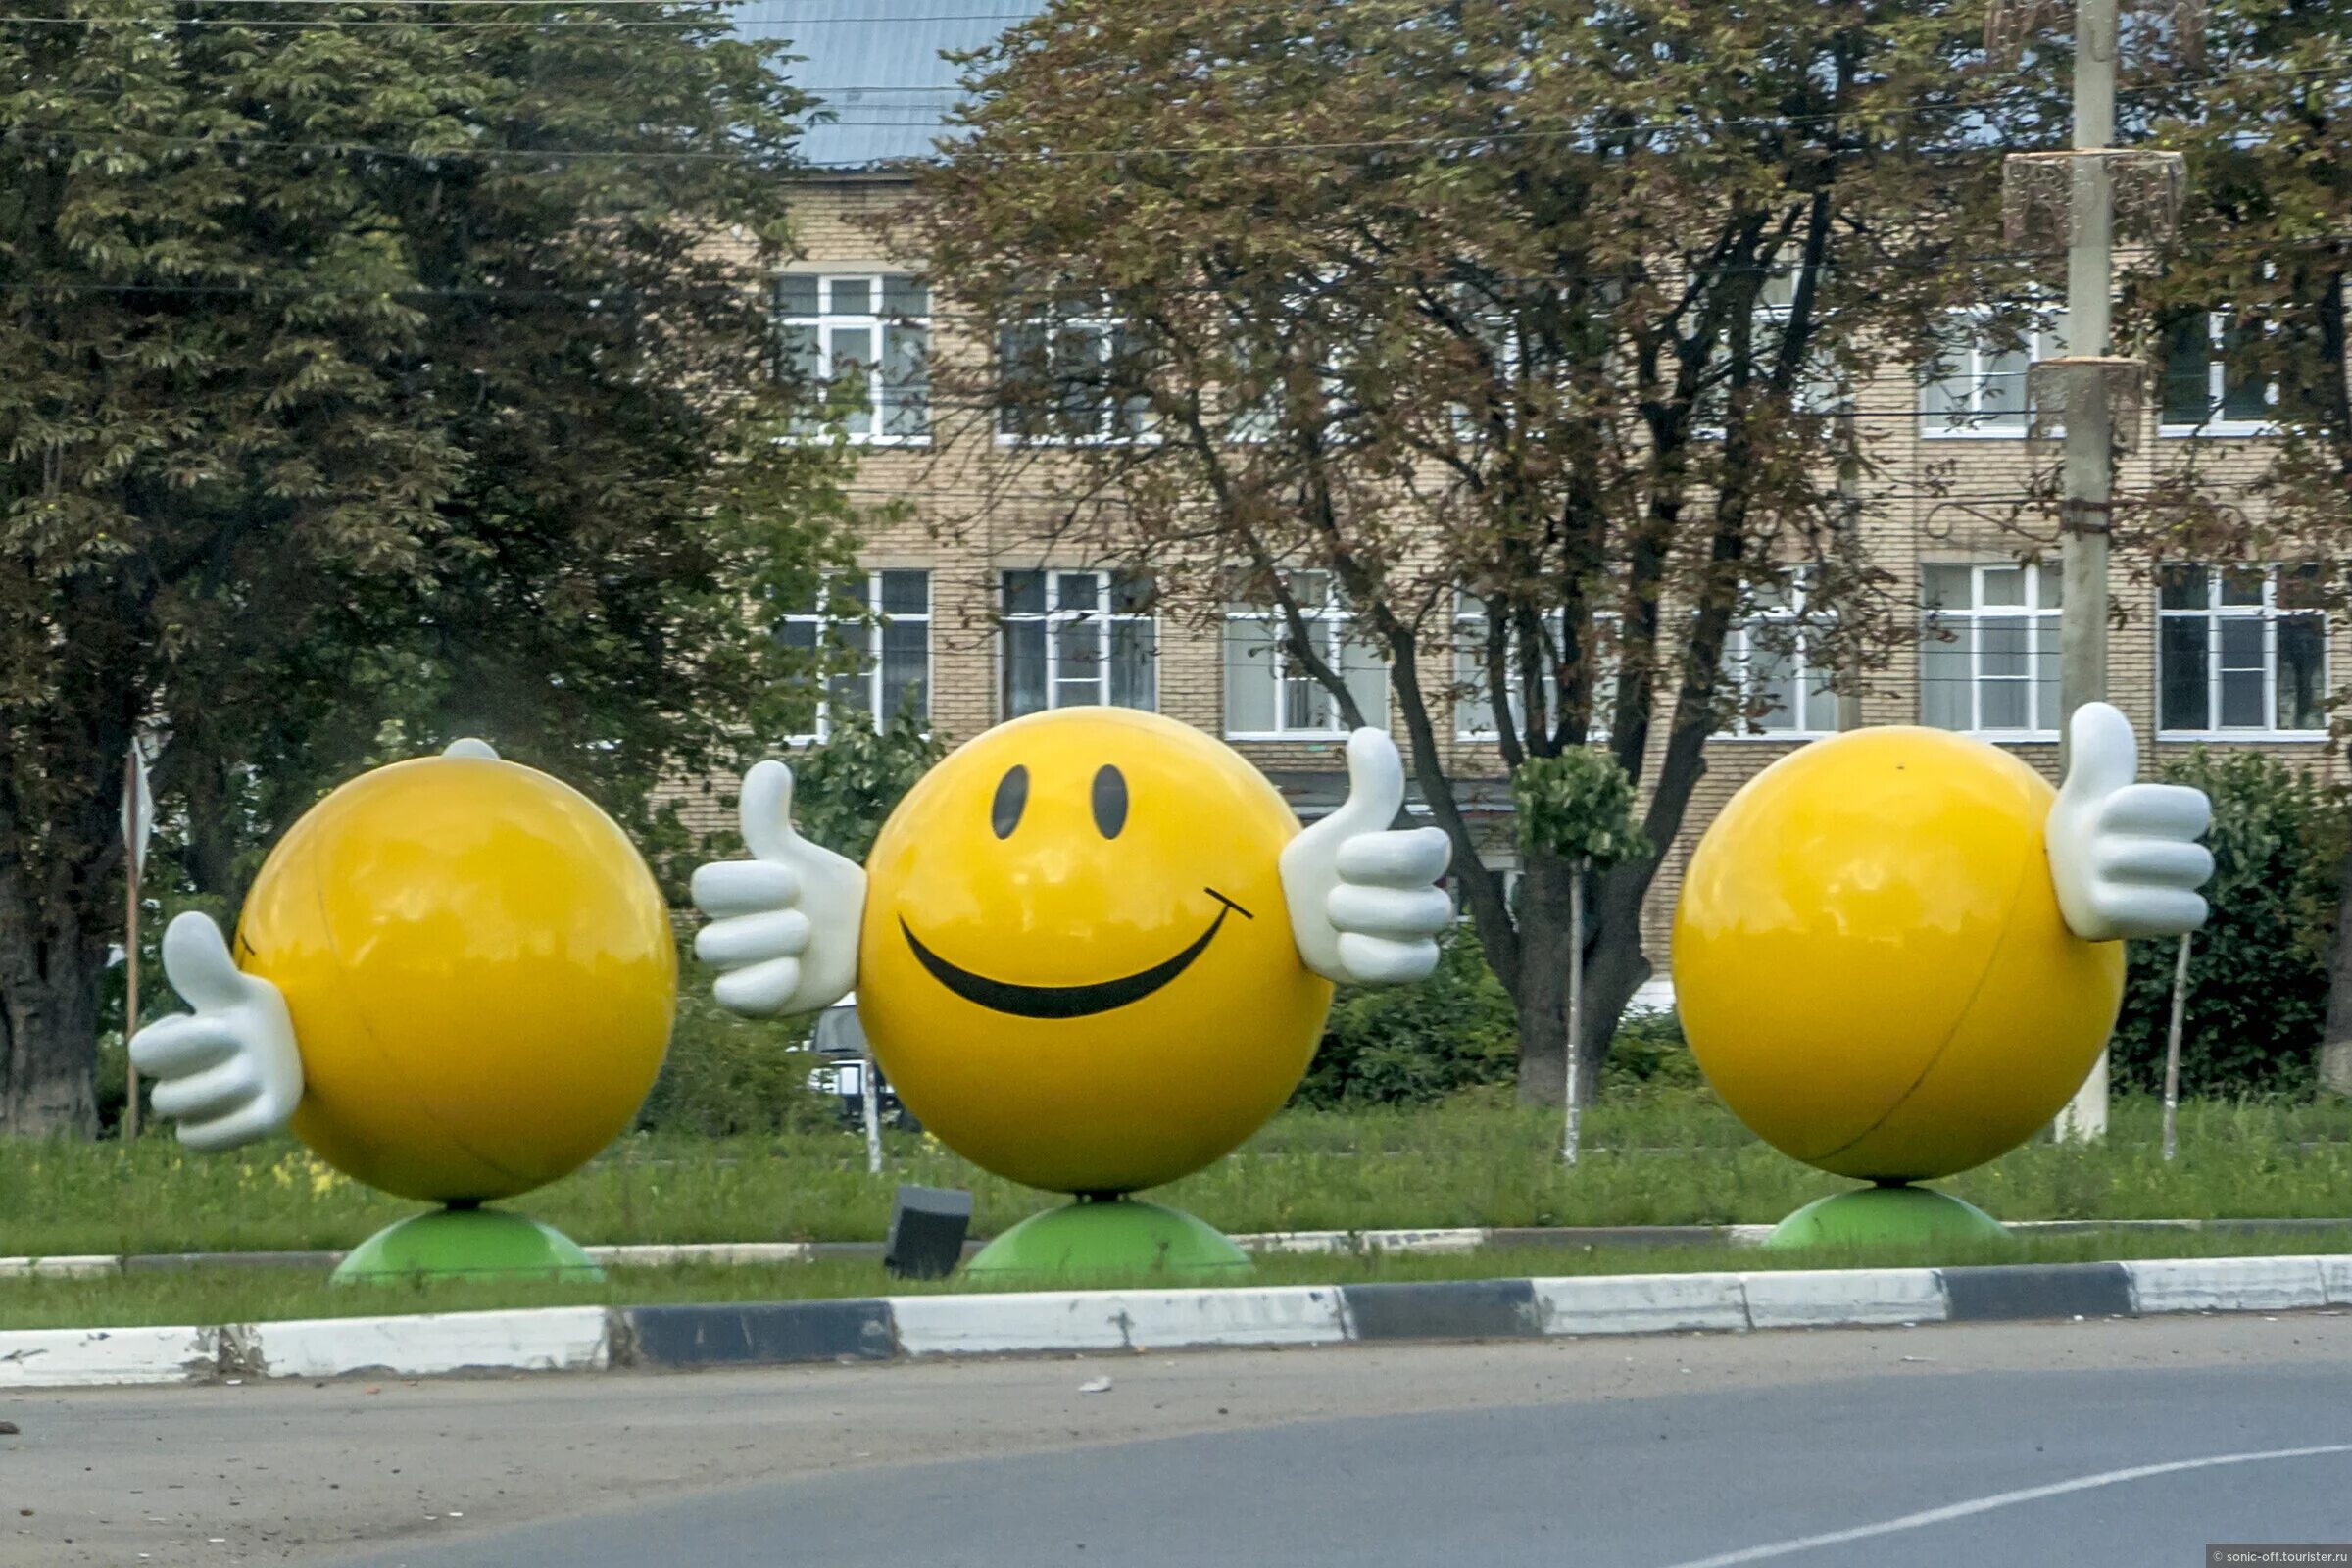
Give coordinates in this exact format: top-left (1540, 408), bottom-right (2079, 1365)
top-left (900, 888), bottom-right (1253, 1020)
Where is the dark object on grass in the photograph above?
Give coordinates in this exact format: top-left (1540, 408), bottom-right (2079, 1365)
top-left (885, 1185), bottom-right (972, 1280)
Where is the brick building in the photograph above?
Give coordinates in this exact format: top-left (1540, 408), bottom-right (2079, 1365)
top-left (717, 1), bottom-right (2340, 999)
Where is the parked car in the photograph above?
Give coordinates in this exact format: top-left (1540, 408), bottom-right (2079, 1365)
top-left (806, 995), bottom-right (919, 1133)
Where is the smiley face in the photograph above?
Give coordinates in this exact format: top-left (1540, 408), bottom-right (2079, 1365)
top-left (856, 708), bottom-right (1334, 1194)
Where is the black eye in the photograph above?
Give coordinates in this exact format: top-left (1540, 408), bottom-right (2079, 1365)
top-left (991, 765), bottom-right (1028, 839)
top-left (1092, 764), bottom-right (1128, 839)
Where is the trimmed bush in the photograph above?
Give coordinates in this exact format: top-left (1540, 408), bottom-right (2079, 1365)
top-left (2110, 750), bottom-right (2347, 1099)
top-left (1295, 928), bottom-right (1518, 1105)
top-left (634, 979), bottom-right (838, 1137)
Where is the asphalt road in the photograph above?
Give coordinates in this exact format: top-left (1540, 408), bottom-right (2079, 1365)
top-left (8, 1314), bottom-right (2352, 1567)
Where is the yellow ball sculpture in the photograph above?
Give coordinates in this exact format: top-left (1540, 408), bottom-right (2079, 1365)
top-left (237, 753), bottom-right (676, 1258)
top-left (858, 709), bottom-right (1332, 1197)
top-left (1673, 726), bottom-right (2124, 1243)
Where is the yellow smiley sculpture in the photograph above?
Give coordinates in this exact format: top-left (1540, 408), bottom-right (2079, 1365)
top-left (1672, 708), bottom-right (2216, 1247)
top-left (693, 708), bottom-right (1455, 1276)
top-left (131, 741), bottom-right (676, 1281)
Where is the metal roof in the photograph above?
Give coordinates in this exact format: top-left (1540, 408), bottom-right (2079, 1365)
top-left (731, 0), bottom-right (1050, 171)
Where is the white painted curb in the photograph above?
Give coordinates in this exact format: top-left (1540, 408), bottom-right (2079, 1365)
top-left (1532, 1272), bottom-right (1751, 1335)
top-left (891, 1286), bottom-right (1349, 1356)
top-left (2125, 1256), bottom-right (2328, 1315)
top-left (1742, 1268), bottom-right (1948, 1329)
top-left (246, 1308), bottom-right (611, 1380)
top-left (0, 1325), bottom-right (219, 1388)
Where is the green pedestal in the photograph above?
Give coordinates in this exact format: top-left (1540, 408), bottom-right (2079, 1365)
top-left (966, 1198), bottom-right (1252, 1281)
top-left (333, 1206), bottom-right (604, 1285)
top-left (1765, 1184), bottom-right (2011, 1251)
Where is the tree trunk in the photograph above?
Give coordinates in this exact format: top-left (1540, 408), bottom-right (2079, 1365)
top-left (1512, 854), bottom-right (1575, 1105)
top-left (2318, 847), bottom-right (2352, 1097)
top-left (0, 890), bottom-right (104, 1137)
top-left (1510, 853), bottom-right (1653, 1106)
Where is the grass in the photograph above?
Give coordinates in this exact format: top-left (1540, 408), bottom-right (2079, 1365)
top-left (11, 1089), bottom-right (2352, 1262)
top-left (7, 1226), bottom-right (2352, 1331)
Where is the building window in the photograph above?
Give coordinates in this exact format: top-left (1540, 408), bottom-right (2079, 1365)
top-left (1920, 310), bottom-right (2065, 438)
top-left (1694, 267), bottom-right (1845, 435)
top-left (775, 569), bottom-right (931, 740)
top-left (774, 274), bottom-right (930, 442)
top-left (2158, 565), bottom-right (2326, 735)
top-left (1454, 590), bottom-right (1616, 741)
top-left (1721, 574), bottom-right (1840, 736)
top-left (1920, 562), bottom-right (2062, 735)
top-left (1223, 569), bottom-right (1389, 738)
top-left (997, 310), bottom-right (1152, 443)
top-left (1003, 569), bottom-right (1157, 717)
top-left (2159, 312), bottom-right (2276, 437)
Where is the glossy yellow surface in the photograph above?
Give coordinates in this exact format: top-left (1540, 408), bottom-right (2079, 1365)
top-left (238, 756), bottom-right (676, 1203)
top-left (1672, 726), bottom-right (2124, 1182)
top-left (858, 708), bottom-right (1332, 1194)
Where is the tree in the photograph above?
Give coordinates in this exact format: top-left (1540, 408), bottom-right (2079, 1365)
top-left (906, 0), bottom-right (2020, 1102)
top-left (2130, 0), bottom-right (2352, 1089)
top-left (1, 1), bottom-right (857, 1134)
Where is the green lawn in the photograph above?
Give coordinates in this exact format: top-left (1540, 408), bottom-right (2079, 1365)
top-left (5, 1226), bottom-right (2350, 1331)
top-left (9, 1090), bottom-right (2352, 1260)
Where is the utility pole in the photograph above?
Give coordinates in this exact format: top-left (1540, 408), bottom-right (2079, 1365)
top-left (2055, 0), bottom-right (2119, 1141)
top-left (1993, 0), bottom-right (2189, 1143)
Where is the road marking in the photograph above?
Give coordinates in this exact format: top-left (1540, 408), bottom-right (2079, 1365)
top-left (1651, 1442), bottom-right (2352, 1568)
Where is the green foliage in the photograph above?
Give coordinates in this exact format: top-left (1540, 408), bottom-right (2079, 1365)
top-left (632, 977), bottom-right (840, 1140)
top-left (784, 700), bottom-right (949, 862)
top-left (1600, 1008), bottom-right (1702, 1094)
top-left (1296, 929), bottom-right (1520, 1106)
top-left (1511, 749), bottom-right (1650, 865)
top-left (0, 4), bottom-right (855, 1129)
top-left (2111, 750), bottom-right (2348, 1098)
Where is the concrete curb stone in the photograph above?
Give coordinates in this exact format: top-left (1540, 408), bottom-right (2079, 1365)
top-left (7, 1253), bottom-right (2351, 1389)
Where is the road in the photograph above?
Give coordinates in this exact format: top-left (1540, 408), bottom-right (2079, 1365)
top-left (7, 1314), bottom-right (2352, 1567)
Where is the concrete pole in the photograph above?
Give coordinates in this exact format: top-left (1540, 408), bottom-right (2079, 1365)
top-left (2055, 0), bottom-right (2119, 1143)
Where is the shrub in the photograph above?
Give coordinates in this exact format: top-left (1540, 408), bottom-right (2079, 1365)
top-left (1294, 928), bottom-right (1518, 1106)
top-left (2110, 749), bottom-right (2347, 1098)
top-left (1601, 1006), bottom-right (1702, 1093)
top-left (634, 976), bottom-right (839, 1137)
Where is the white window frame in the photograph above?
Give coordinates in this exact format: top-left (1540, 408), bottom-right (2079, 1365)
top-left (1919, 307), bottom-right (2066, 440)
top-left (1453, 590), bottom-right (1617, 743)
top-left (1000, 568), bottom-right (1158, 718)
top-left (1223, 571), bottom-right (1390, 741)
top-left (774, 272), bottom-right (931, 446)
top-left (1719, 572), bottom-right (1841, 740)
top-left (995, 309), bottom-right (1153, 446)
top-left (1689, 267), bottom-right (1849, 440)
top-left (2156, 565), bottom-right (2328, 740)
top-left (775, 569), bottom-right (933, 744)
top-left (2158, 311), bottom-right (2279, 439)
top-left (1919, 561), bottom-right (2063, 737)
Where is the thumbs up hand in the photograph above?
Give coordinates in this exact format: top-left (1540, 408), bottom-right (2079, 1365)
top-left (129, 912), bottom-right (304, 1151)
top-left (690, 760), bottom-right (866, 1017)
top-left (2046, 702), bottom-right (2214, 942)
top-left (1279, 729), bottom-right (1454, 985)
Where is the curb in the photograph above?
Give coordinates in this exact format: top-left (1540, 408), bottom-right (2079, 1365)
top-left (10, 1215), bottom-right (2352, 1280)
top-left (3, 1252), bottom-right (2345, 1390)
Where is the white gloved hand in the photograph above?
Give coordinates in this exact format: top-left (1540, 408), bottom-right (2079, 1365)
top-left (129, 912), bottom-right (304, 1152)
top-left (1279, 728), bottom-right (1454, 985)
top-left (2046, 702), bottom-right (2214, 942)
top-left (690, 760), bottom-right (865, 1017)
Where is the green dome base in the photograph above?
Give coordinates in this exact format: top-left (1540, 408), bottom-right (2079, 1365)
top-left (966, 1198), bottom-right (1252, 1282)
top-left (1765, 1184), bottom-right (2011, 1251)
top-left (333, 1206), bottom-right (604, 1284)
